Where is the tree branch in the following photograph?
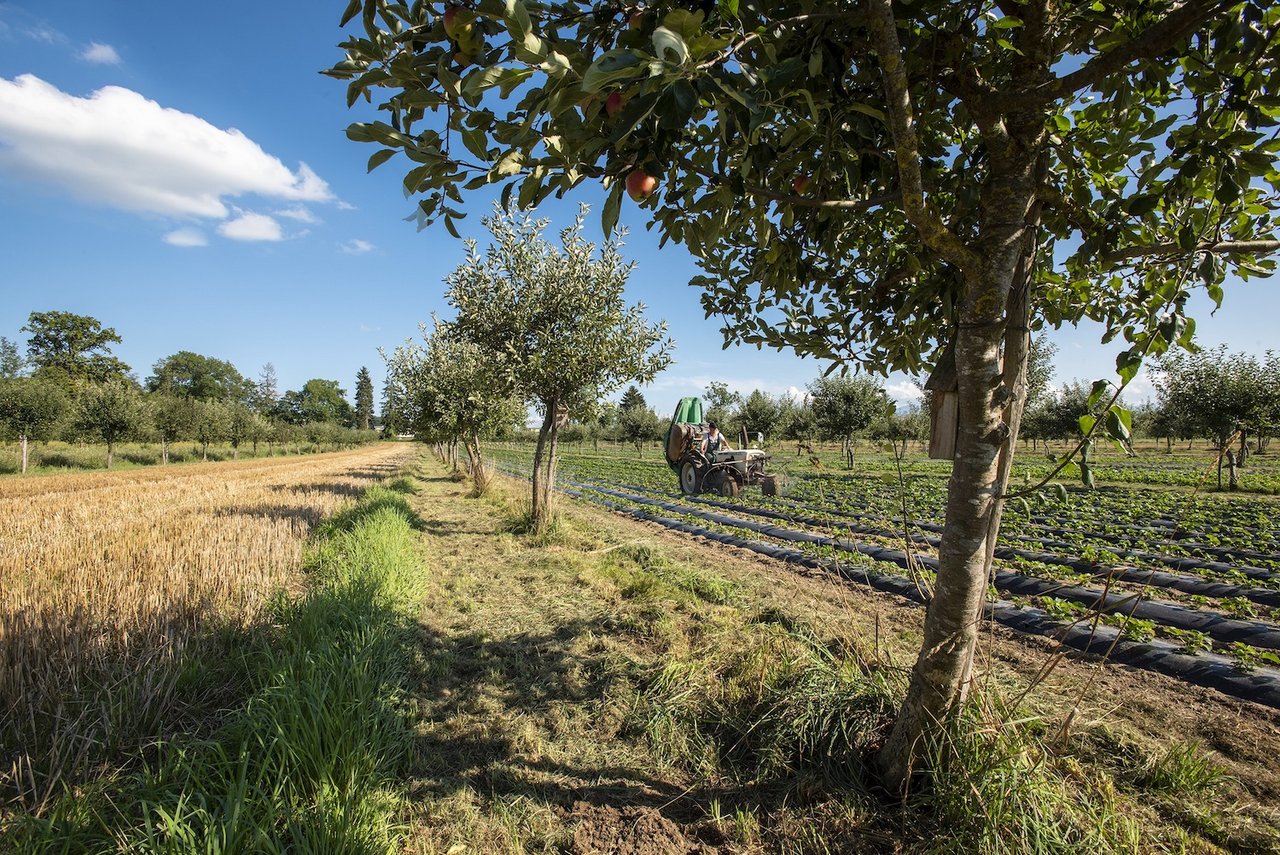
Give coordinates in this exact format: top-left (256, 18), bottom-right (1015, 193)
top-left (1101, 239), bottom-right (1280, 265)
top-left (1003, 0), bottom-right (1230, 111)
top-left (675, 156), bottom-right (898, 212)
top-left (865, 0), bottom-right (981, 273)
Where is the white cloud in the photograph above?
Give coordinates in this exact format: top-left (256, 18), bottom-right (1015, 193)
top-left (0, 75), bottom-right (332, 222)
top-left (80, 42), bottom-right (120, 64)
top-left (218, 213), bottom-right (282, 242)
top-left (886, 381), bottom-right (924, 404)
top-left (341, 238), bottom-right (374, 254)
top-left (275, 205), bottom-right (318, 223)
top-left (163, 227), bottom-right (207, 247)
top-left (24, 25), bottom-right (64, 45)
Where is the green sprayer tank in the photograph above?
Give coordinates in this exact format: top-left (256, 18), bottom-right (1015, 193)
top-left (663, 397), bottom-right (704, 472)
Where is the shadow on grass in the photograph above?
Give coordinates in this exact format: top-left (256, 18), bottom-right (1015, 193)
top-left (401, 615), bottom-right (862, 851)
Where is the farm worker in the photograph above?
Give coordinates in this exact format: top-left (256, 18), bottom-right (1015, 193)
top-left (702, 422), bottom-right (732, 458)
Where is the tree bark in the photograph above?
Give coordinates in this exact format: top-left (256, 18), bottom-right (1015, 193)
top-left (542, 417), bottom-right (562, 531)
top-left (161, 438), bottom-right (169, 465)
top-left (531, 401), bottom-right (555, 529)
top-left (20, 434), bottom-right (28, 474)
top-left (106, 441), bottom-right (114, 469)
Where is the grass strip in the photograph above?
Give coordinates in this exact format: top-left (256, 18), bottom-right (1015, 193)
top-left (9, 478), bottom-right (424, 854)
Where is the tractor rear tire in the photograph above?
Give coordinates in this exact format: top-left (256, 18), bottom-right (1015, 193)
top-left (679, 461), bottom-right (701, 495)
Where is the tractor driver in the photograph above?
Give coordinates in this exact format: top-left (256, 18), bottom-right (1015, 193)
top-left (702, 421), bottom-right (732, 458)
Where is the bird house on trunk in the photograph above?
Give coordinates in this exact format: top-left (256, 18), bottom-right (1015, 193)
top-left (925, 341), bottom-right (959, 460)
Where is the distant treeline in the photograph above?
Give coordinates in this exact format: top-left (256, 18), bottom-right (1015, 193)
top-left (0, 310), bottom-right (381, 472)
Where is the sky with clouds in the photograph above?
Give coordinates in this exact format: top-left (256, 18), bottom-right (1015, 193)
top-left (0, 1), bottom-right (1275, 412)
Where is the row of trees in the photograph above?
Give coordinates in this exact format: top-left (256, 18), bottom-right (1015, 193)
top-left (603, 379), bottom-right (928, 467)
top-left (0, 311), bottom-right (380, 472)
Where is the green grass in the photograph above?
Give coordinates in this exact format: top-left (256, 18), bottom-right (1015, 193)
top-left (6, 483), bottom-right (424, 853)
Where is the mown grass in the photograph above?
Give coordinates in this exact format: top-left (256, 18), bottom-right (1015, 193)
top-left (397, 466), bottom-right (1279, 854)
top-left (4, 481), bottom-right (425, 853)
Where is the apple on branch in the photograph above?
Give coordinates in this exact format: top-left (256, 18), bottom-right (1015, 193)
top-left (626, 170), bottom-right (658, 202)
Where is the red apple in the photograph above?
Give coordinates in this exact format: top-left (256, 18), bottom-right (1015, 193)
top-left (628, 11), bottom-right (645, 30)
top-left (605, 91), bottom-right (626, 117)
top-left (626, 170), bottom-right (658, 202)
top-left (792, 175), bottom-right (810, 194)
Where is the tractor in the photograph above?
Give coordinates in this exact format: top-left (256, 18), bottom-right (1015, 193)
top-left (663, 397), bottom-right (777, 497)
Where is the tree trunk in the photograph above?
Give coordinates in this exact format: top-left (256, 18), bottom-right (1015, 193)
top-left (20, 434), bottom-right (28, 474)
top-left (106, 441), bottom-right (114, 469)
top-left (530, 403), bottom-right (554, 528)
top-left (162, 438), bottom-right (169, 465)
top-left (202, 441), bottom-right (208, 461)
top-left (232, 444), bottom-right (239, 460)
top-left (542, 419), bottom-right (561, 528)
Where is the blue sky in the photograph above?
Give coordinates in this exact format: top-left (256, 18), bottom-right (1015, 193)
top-left (0, 1), bottom-right (1275, 413)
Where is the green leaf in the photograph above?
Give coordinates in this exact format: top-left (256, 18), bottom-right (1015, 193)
top-left (992, 16), bottom-right (1023, 28)
top-left (1215, 173), bottom-right (1241, 205)
top-left (1115, 349), bottom-right (1142, 385)
top-left (460, 127), bottom-right (490, 161)
top-left (1078, 414), bottom-right (1097, 435)
top-left (717, 0), bottom-right (739, 18)
top-left (1124, 193), bottom-right (1160, 216)
top-left (1087, 379), bottom-right (1110, 408)
top-left (367, 148), bottom-right (396, 172)
top-left (504, 0), bottom-right (531, 42)
top-left (1104, 406), bottom-right (1131, 442)
top-left (652, 26), bottom-right (690, 65)
top-left (582, 49), bottom-right (644, 93)
top-left (601, 179), bottom-right (623, 236)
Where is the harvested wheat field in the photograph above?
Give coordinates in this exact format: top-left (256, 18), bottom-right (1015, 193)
top-left (0, 442), bottom-right (415, 813)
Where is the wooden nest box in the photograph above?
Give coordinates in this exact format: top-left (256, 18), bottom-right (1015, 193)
top-left (925, 342), bottom-right (959, 460)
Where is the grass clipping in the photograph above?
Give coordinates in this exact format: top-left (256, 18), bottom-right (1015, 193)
top-left (12, 481), bottom-right (423, 852)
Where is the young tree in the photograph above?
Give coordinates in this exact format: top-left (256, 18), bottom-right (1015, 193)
top-left (355, 366), bottom-right (375, 431)
top-left (331, 0), bottom-right (1280, 787)
top-left (21, 310), bottom-right (130, 384)
top-left (809, 375), bottom-right (891, 469)
top-left (446, 206), bottom-right (673, 530)
top-left (618, 402), bottom-right (662, 455)
top-left (192, 399), bottom-right (229, 461)
top-left (1152, 347), bottom-right (1276, 486)
top-left (225, 403), bottom-right (255, 460)
top-left (385, 320), bottom-right (525, 491)
top-left (149, 394), bottom-right (194, 465)
top-left (737, 389), bottom-right (785, 442)
top-left (0, 377), bottom-right (68, 473)
top-left (74, 379), bottom-right (143, 468)
top-left (0, 336), bottom-right (25, 379)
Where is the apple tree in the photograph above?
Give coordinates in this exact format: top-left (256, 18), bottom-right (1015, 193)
top-left (0, 377), bottom-right (68, 473)
top-left (384, 318), bottom-right (526, 491)
top-left (444, 206), bottom-right (673, 530)
top-left (329, 0), bottom-right (1280, 787)
top-left (74, 379), bottom-right (144, 469)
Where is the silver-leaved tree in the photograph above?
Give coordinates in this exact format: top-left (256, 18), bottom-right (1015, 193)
top-left (327, 0), bottom-right (1280, 788)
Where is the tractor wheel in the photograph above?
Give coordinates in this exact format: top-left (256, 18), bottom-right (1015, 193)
top-left (706, 471), bottom-right (741, 498)
top-left (679, 461), bottom-right (701, 495)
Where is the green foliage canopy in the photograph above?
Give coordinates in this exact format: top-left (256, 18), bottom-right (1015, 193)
top-left (21, 311), bottom-right (130, 385)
